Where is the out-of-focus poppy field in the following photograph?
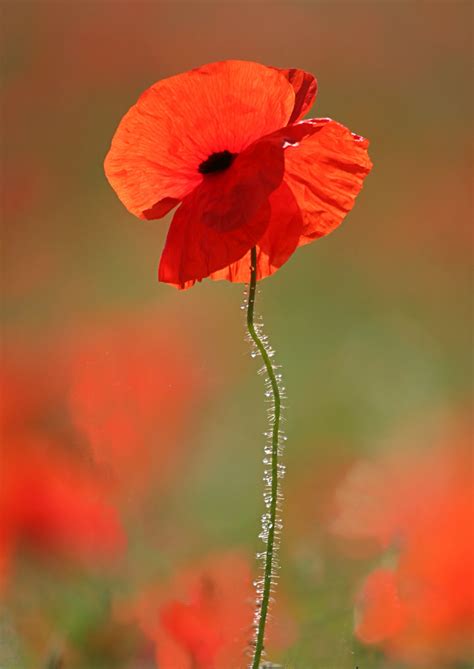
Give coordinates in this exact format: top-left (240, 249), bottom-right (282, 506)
top-left (1, 2), bottom-right (472, 668)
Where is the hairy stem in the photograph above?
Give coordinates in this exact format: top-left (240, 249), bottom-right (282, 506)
top-left (246, 247), bottom-right (286, 669)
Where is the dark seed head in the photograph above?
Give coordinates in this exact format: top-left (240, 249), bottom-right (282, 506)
top-left (198, 150), bottom-right (236, 174)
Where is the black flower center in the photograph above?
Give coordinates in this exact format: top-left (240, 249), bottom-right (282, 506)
top-left (198, 150), bottom-right (236, 174)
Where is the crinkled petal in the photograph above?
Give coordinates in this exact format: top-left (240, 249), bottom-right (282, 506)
top-left (209, 182), bottom-right (303, 283)
top-left (276, 67), bottom-right (317, 123)
top-left (281, 118), bottom-right (372, 245)
top-left (104, 60), bottom-right (295, 220)
top-left (158, 136), bottom-right (286, 288)
top-left (209, 118), bottom-right (371, 284)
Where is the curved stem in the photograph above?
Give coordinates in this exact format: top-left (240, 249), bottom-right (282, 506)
top-left (246, 247), bottom-right (285, 669)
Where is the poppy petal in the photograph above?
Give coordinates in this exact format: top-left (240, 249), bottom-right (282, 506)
top-left (277, 68), bottom-right (318, 123)
top-left (209, 119), bottom-right (371, 284)
top-left (355, 569), bottom-right (406, 644)
top-left (282, 119), bottom-right (372, 246)
top-left (158, 136), bottom-right (286, 288)
top-left (104, 60), bottom-right (295, 220)
top-left (209, 182), bottom-right (303, 283)
top-left (143, 197), bottom-right (181, 221)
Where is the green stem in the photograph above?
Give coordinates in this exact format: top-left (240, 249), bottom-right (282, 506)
top-left (246, 247), bottom-right (284, 669)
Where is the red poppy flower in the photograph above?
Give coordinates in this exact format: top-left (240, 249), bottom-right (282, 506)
top-left (1, 338), bottom-right (67, 441)
top-left (118, 552), bottom-right (294, 669)
top-left (332, 425), bottom-right (474, 666)
top-left (67, 310), bottom-right (211, 498)
top-left (0, 437), bottom-right (126, 591)
top-left (104, 60), bottom-right (372, 288)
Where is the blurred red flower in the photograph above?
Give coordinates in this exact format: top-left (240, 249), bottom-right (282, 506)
top-left (118, 551), bottom-right (293, 668)
top-left (104, 60), bottom-right (372, 288)
top-left (1, 338), bottom-right (67, 441)
top-left (1, 341), bottom-right (126, 591)
top-left (0, 437), bottom-right (126, 591)
top-left (332, 425), bottom-right (474, 666)
top-left (68, 311), bottom-right (209, 498)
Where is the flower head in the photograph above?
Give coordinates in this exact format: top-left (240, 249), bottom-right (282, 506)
top-left (0, 437), bottom-right (126, 591)
top-left (67, 310), bottom-right (211, 498)
top-left (118, 551), bottom-right (293, 668)
top-left (332, 425), bottom-right (474, 666)
top-left (105, 60), bottom-right (372, 288)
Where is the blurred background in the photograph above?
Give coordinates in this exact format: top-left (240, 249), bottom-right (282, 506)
top-left (1, 2), bottom-right (472, 668)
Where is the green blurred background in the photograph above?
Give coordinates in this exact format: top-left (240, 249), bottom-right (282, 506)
top-left (2, 1), bottom-right (472, 668)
